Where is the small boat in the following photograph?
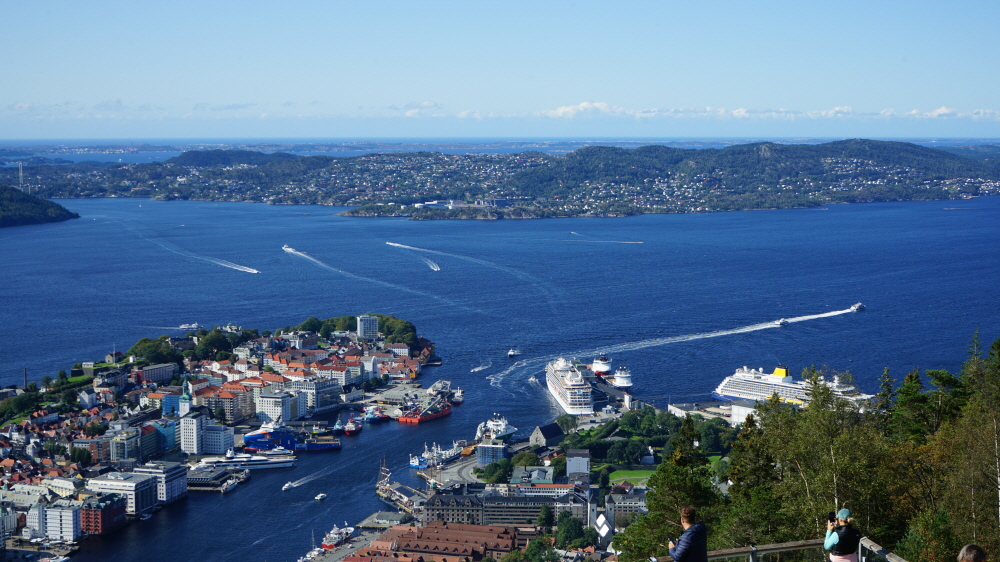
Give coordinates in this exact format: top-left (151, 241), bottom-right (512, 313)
top-left (451, 388), bottom-right (464, 405)
top-left (343, 417), bottom-right (363, 436)
top-left (282, 482), bottom-right (294, 491)
top-left (262, 446), bottom-right (296, 457)
top-left (179, 323), bottom-right (200, 330)
top-left (331, 419), bottom-right (345, 435)
top-left (851, 302), bottom-right (865, 312)
top-left (507, 349), bottom-right (519, 358)
top-left (283, 245), bottom-right (295, 252)
top-left (775, 318), bottom-right (789, 326)
top-left (315, 493), bottom-right (327, 501)
top-left (220, 478), bottom-right (238, 493)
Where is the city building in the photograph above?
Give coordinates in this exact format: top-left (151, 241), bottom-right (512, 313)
top-left (134, 363), bottom-right (178, 384)
top-left (180, 411), bottom-right (206, 454)
top-left (357, 315), bottom-right (378, 340)
top-left (476, 437), bottom-right (508, 468)
top-left (45, 501), bottom-right (83, 541)
top-left (133, 461), bottom-right (188, 505)
top-left (80, 493), bottom-right (128, 535)
top-left (256, 391), bottom-right (304, 422)
top-left (203, 424), bottom-right (234, 454)
top-left (86, 472), bottom-right (157, 515)
top-left (566, 449), bottom-right (591, 479)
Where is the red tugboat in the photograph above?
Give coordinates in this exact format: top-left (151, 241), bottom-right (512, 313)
top-left (398, 396), bottom-right (453, 424)
top-left (343, 417), bottom-right (363, 436)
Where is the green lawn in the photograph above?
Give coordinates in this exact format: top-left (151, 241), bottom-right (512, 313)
top-left (609, 469), bottom-right (656, 483)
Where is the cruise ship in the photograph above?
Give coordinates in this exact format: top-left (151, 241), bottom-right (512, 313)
top-left (545, 358), bottom-right (594, 415)
top-left (712, 365), bottom-right (873, 405)
top-left (195, 449), bottom-right (296, 470)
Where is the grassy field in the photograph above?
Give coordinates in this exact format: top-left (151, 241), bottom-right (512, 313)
top-left (609, 469), bottom-right (656, 484)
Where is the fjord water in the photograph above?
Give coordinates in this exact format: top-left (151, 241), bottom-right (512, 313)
top-left (1, 197), bottom-right (999, 561)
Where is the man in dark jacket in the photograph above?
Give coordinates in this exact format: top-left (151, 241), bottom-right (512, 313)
top-left (668, 506), bottom-right (708, 562)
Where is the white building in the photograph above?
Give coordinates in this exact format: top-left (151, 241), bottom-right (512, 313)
top-left (86, 472), bottom-right (158, 515)
top-left (566, 449), bottom-right (591, 477)
top-left (45, 501), bottom-right (82, 541)
top-left (133, 461), bottom-right (189, 505)
top-left (180, 411), bottom-right (207, 455)
top-left (203, 424), bottom-right (234, 455)
top-left (24, 503), bottom-right (44, 538)
top-left (357, 315), bottom-right (378, 340)
top-left (256, 391), bottom-right (304, 422)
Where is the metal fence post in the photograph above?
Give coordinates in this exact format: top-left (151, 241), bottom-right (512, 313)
top-left (748, 545), bottom-right (758, 562)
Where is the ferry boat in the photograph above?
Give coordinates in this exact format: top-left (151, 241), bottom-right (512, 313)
top-left (851, 302), bottom-right (865, 312)
top-left (320, 523), bottom-right (355, 549)
top-left (179, 323), bottom-right (200, 330)
top-left (545, 358), bottom-right (594, 415)
top-left (712, 365), bottom-right (873, 405)
top-left (590, 354), bottom-right (612, 376)
top-left (475, 414), bottom-right (517, 441)
top-left (605, 366), bottom-right (633, 390)
top-left (195, 449), bottom-right (296, 470)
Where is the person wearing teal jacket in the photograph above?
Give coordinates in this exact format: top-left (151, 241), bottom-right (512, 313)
top-left (824, 508), bottom-right (861, 562)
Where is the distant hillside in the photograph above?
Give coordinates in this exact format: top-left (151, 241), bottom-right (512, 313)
top-left (0, 185), bottom-right (80, 227)
top-left (6, 139), bottom-right (999, 218)
top-left (167, 149), bottom-right (299, 167)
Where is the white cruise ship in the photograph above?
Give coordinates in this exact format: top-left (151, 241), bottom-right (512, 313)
top-left (545, 358), bottom-right (594, 415)
top-left (712, 366), bottom-right (872, 405)
top-left (195, 449), bottom-right (296, 470)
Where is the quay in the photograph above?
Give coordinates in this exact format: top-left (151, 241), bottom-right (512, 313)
top-left (356, 511), bottom-right (413, 530)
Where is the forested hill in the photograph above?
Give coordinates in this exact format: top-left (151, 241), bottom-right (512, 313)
top-left (5, 139), bottom-right (999, 219)
top-left (0, 185), bottom-right (80, 228)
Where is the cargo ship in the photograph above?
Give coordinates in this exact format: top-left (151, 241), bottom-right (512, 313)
top-left (398, 396), bottom-right (452, 424)
top-left (295, 436), bottom-right (341, 451)
top-left (712, 365), bottom-right (873, 405)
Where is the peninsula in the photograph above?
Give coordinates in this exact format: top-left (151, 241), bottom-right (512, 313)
top-left (3, 140), bottom-right (999, 220)
top-left (0, 185), bottom-right (80, 228)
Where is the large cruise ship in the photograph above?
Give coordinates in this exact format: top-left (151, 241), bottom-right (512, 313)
top-left (712, 365), bottom-right (873, 405)
top-left (545, 358), bottom-right (594, 415)
top-left (195, 449), bottom-right (296, 470)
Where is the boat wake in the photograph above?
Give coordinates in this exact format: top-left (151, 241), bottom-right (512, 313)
top-left (420, 256), bottom-right (441, 271)
top-left (285, 246), bottom-right (480, 313)
top-left (290, 463), bottom-right (339, 487)
top-left (133, 232), bottom-right (260, 273)
top-left (486, 306), bottom-right (857, 390)
top-left (386, 241), bottom-right (560, 315)
top-left (470, 361), bottom-right (492, 373)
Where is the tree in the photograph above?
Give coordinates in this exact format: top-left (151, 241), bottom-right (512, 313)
top-left (894, 508), bottom-right (961, 562)
top-left (555, 414), bottom-right (577, 433)
top-left (215, 406), bottom-right (227, 424)
top-left (70, 447), bottom-right (92, 465)
top-left (536, 504), bottom-right (554, 528)
top-left (556, 513), bottom-right (584, 547)
top-left (41, 375), bottom-right (52, 389)
top-left (511, 451), bottom-right (540, 467)
top-left (57, 369), bottom-right (68, 382)
top-left (298, 316), bottom-right (322, 333)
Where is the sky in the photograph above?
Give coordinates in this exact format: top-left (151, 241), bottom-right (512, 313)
top-left (3, 1), bottom-right (999, 140)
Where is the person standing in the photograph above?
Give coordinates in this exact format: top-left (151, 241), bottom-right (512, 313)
top-left (825, 508), bottom-right (861, 562)
top-left (668, 506), bottom-right (707, 562)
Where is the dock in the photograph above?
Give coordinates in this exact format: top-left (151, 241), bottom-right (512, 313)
top-left (356, 511), bottom-right (414, 530)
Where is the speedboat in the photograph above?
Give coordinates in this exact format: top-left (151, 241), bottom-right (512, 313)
top-left (775, 318), bottom-right (789, 326)
top-left (851, 302), bottom-right (865, 312)
top-left (282, 482), bottom-right (294, 491)
top-left (315, 493), bottom-right (327, 500)
top-left (507, 349), bottom-right (519, 358)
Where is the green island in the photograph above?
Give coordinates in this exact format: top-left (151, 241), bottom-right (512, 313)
top-left (0, 184), bottom-right (80, 227)
top-left (3, 139), bottom-right (999, 219)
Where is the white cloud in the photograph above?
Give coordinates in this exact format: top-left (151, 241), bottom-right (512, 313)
top-left (539, 101), bottom-right (629, 118)
top-left (405, 100), bottom-right (440, 110)
top-left (926, 106), bottom-right (957, 118)
top-left (93, 99), bottom-right (125, 111)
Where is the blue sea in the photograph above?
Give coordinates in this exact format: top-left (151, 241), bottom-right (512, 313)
top-left (1, 196), bottom-right (998, 561)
